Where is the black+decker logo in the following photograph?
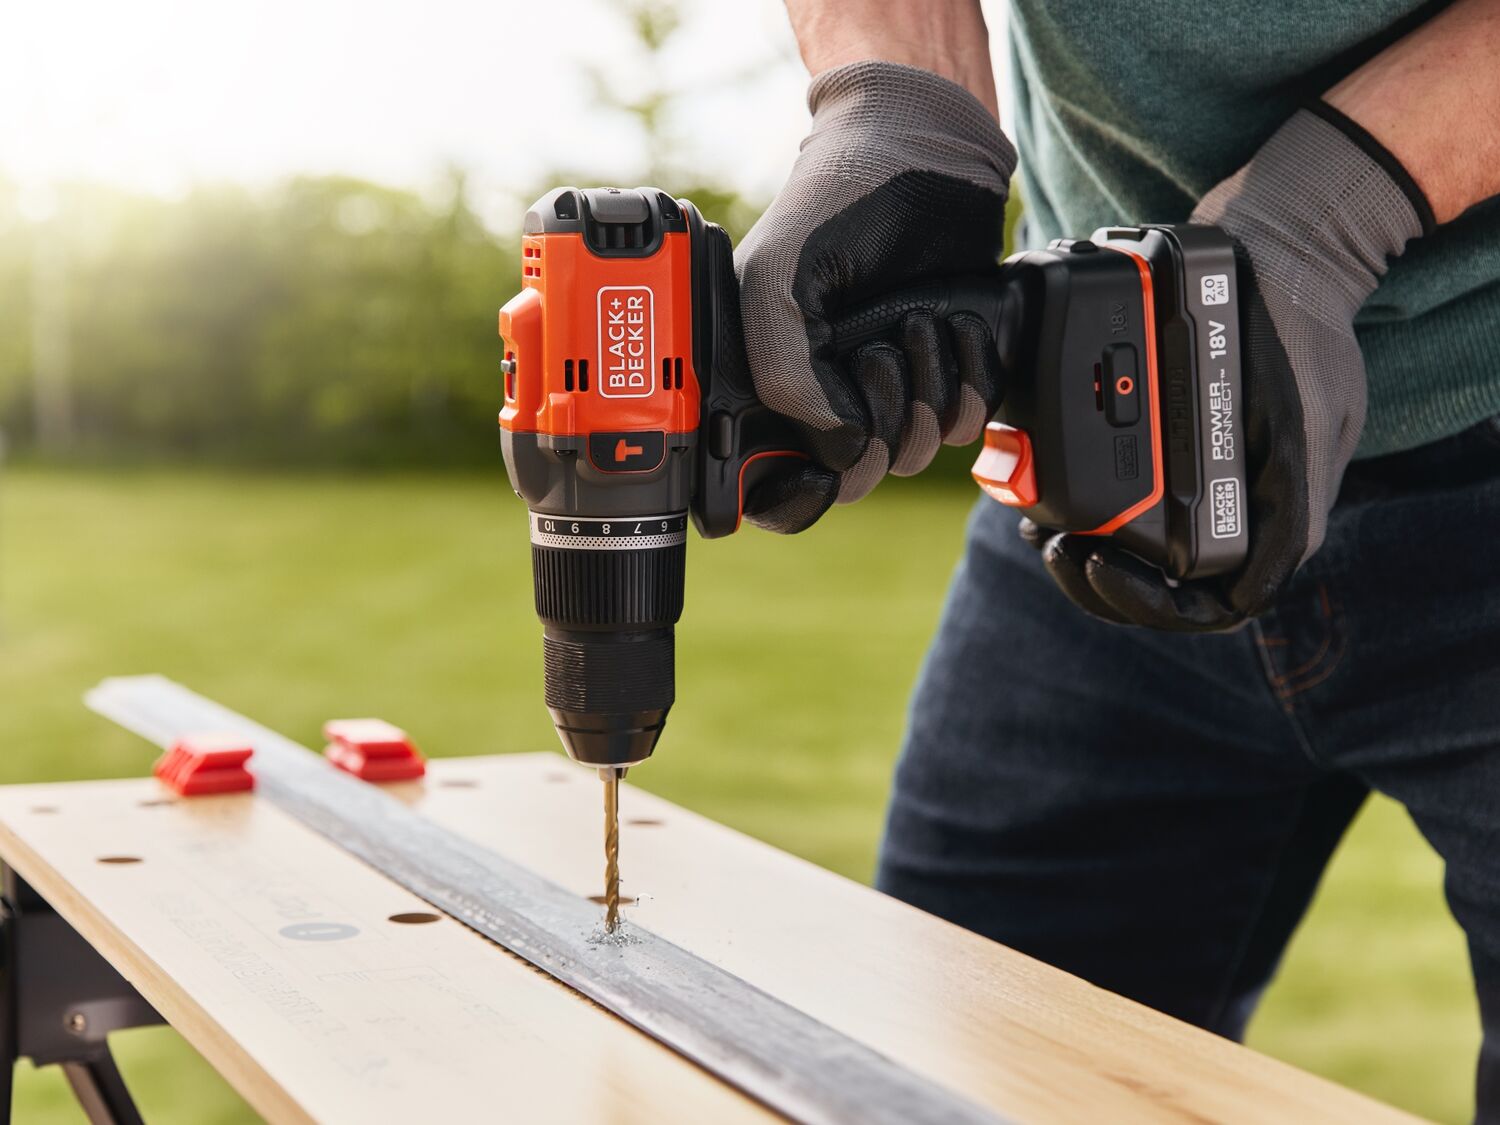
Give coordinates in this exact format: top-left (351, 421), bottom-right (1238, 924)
top-left (598, 286), bottom-right (653, 398)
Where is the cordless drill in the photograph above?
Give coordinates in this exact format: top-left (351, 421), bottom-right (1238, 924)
top-left (498, 186), bottom-right (802, 774)
top-left (497, 187), bottom-right (805, 928)
top-left (498, 189), bottom-right (1247, 928)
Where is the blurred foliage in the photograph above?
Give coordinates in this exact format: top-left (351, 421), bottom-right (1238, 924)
top-left (573, 0), bottom-right (766, 235)
top-left (1, 173), bottom-right (506, 465)
top-left (583, 1), bottom-right (682, 181)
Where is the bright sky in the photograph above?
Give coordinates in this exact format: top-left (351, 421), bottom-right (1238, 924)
top-left (1, 0), bottom-right (1009, 229)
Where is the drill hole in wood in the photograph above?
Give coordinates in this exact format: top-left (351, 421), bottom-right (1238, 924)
top-left (29, 806), bottom-right (58, 815)
top-left (137, 798), bottom-right (176, 808)
top-left (436, 779), bottom-right (479, 789)
top-left (588, 894), bottom-right (638, 907)
top-left (626, 817), bottom-right (663, 827)
top-left (97, 856), bottom-right (143, 865)
top-left (545, 772), bottom-right (572, 783)
top-left (388, 911), bottom-right (442, 925)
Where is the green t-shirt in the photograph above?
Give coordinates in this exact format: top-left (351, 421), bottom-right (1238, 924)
top-left (1008, 0), bottom-right (1500, 458)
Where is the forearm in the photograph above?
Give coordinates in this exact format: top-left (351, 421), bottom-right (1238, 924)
top-left (784, 0), bottom-right (999, 120)
top-left (1326, 0), bottom-right (1500, 224)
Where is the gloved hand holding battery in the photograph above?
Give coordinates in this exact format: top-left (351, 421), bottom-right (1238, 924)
top-left (735, 61), bottom-right (1016, 534)
top-left (1026, 105), bottom-right (1435, 631)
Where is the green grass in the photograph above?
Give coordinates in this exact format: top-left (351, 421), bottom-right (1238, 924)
top-left (0, 467), bottom-right (1479, 1122)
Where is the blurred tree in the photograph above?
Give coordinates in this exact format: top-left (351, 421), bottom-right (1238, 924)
top-left (0, 175), bottom-right (518, 465)
top-left (583, 1), bottom-right (682, 186)
top-left (574, 0), bottom-right (764, 241)
top-left (0, 183), bottom-right (33, 451)
top-left (27, 196), bottom-right (75, 451)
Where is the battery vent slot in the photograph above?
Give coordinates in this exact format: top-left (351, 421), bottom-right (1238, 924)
top-left (588, 222), bottom-right (650, 252)
top-left (661, 357), bottom-right (684, 390)
top-left (564, 359), bottom-right (590, 393)
top-left (580, 190), bottom-right (656, 256)
top-left (522, 242), bottom-right (542, 279)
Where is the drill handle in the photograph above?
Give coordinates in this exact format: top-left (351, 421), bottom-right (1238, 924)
top-left (828, 277), bottom-right (1009, 355)
top-left (691, 213), bottom-right (813, 540)
top-left (695, 250), bottom-right (1012, 539)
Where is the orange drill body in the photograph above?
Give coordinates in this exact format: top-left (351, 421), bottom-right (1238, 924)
top-left (498, 187), bottom-right (804, 772)
top-left (499, 227), bottom-right (702, 443)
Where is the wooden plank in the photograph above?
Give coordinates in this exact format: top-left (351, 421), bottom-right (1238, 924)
top-left (0, 777), bottom-right (775, 1125)
top-left (0, 755), bottom-right (1419, 1123)
top-left (83, 675), bottom-right (1002, 1125)
top-left (401, 755), bottom-right (1421, 1125)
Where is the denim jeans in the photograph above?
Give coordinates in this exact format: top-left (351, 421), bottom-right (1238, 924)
top-left (877, 417), bottom-right (1500, 1115)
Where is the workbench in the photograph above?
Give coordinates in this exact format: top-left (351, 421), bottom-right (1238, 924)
top-left (0, 744), bottom-right (1417, 1123)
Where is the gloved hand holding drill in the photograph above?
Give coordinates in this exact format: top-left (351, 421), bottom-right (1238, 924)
top-left (739, 65), bottom-right (1433, 632)
top-left (736, 61), bottom-right (1014, 534)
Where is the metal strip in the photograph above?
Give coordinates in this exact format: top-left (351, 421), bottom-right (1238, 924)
top-left (85, 677), bottom-right (1004, 1125)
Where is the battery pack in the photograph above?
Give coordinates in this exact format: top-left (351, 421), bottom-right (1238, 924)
top-left (973, 224), bottom-right (1247, 580)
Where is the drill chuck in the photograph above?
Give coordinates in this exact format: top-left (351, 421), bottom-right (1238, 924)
top-left (542, 630), bottom-right (674, 768)
top-left (530, 512), bottom-right (687, 768)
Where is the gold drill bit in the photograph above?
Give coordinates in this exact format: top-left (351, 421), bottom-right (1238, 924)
top-left (600, 767), bottom-right (622, 932)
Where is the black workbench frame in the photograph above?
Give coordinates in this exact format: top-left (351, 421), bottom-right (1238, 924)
top-left (0, 866), bottom-right (161, 1124)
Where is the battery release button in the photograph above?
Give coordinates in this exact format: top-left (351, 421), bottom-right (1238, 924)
top-left (971, 423), bottom-right (1037, 508)
top-left (1103, 344), bottom-right (1140, 427)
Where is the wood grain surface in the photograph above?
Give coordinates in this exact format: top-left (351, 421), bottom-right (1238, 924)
top-left (0, 754), bottom-right (1420, 1124)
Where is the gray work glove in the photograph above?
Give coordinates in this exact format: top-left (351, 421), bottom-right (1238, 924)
top-left (736, 61), bottom-right (1017, 533)
top-left (1028, 104), bottom-right (1435, 631)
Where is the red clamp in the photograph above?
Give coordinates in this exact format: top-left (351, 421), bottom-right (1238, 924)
top-left (153, 733), bottom-right (255, 796)
top-left (322, 718), bottom-right (426, 782)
